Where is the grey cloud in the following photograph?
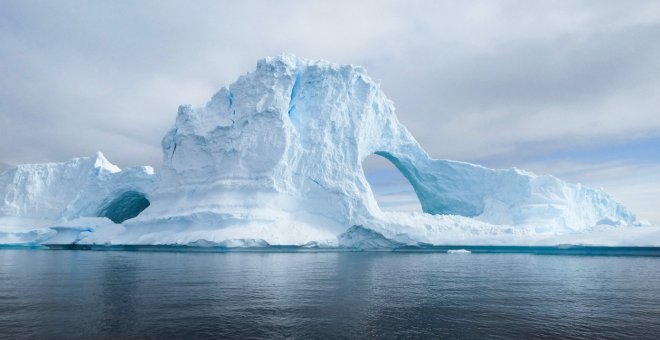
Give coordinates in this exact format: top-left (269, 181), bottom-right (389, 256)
top-left (367, 19), bottom-right (660, 164)
top-left (0, 161), bottom-right (12, 173)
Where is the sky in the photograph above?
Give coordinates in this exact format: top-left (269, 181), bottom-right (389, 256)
top-left (1, 1), bottom-right (659, 223)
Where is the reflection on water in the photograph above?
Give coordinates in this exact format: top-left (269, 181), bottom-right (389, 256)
top-left (1, 250), bottom-right (660, 339)
top-left (101, 254), bottom-right (139, 336)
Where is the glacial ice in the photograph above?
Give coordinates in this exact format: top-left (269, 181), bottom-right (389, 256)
top-left (338, 225), bottom-right (406, 250)
top-left (0, 54), bottom-right (656, 248)
top-left (447, 249), bottom-right (472, 254)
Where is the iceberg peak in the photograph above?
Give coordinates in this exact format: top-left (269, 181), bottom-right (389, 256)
top-left (92, 152), bottom-right (121, 173)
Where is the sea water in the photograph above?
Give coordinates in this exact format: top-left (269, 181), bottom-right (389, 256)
top-left (1, 249), bottom-right (659, 339)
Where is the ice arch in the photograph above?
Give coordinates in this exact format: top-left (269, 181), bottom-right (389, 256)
top-left (372, 151), bottom-right (484, 217)
top-left (97, 191), bottom-right (150, 223)
top-left (362, 153), bottom-right (422, 212)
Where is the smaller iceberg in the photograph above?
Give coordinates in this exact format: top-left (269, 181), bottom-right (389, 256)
top-left (447, 249), bottom-right (472, 254)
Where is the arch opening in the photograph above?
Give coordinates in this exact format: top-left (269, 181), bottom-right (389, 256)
top-left (362, 153), bottom-right (422, 213)
top-left (97, 191), bottom-right (150, 223)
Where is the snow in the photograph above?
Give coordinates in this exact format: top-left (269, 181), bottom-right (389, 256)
top-left (0, 54), bottom-right (657, 247)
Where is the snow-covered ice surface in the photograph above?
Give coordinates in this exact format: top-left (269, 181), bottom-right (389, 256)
top-left (1, 54), bottom-right (658, 248)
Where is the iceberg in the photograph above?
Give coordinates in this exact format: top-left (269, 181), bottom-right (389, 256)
top-left (447, 249), bottom-right (472, 254)
top-left (0, 153), bottom-right (154, 232)
top-left (0, 54), bottom-right (655, 248)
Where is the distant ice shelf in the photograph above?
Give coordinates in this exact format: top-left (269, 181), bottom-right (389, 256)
top-left (1, 54), bottom-right (657, 248)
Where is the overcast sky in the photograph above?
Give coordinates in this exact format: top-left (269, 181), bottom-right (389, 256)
top-left (1, 1), bottom-right (659, 222)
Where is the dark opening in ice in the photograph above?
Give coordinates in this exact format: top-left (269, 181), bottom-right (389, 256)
top-left (97, 191), bottom-right (150, 223)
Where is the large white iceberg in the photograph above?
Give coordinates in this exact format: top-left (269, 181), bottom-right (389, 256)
top-left (0, 54), bottom-right (655, 247)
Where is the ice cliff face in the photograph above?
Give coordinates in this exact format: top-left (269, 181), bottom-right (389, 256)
top-left (0, 153), bottom-right (154, 235)
top-left (0, 54), bottom-right (648, 247)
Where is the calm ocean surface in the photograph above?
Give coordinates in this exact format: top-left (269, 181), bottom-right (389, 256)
top-left (1, 249), bottom-right (659, 339)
